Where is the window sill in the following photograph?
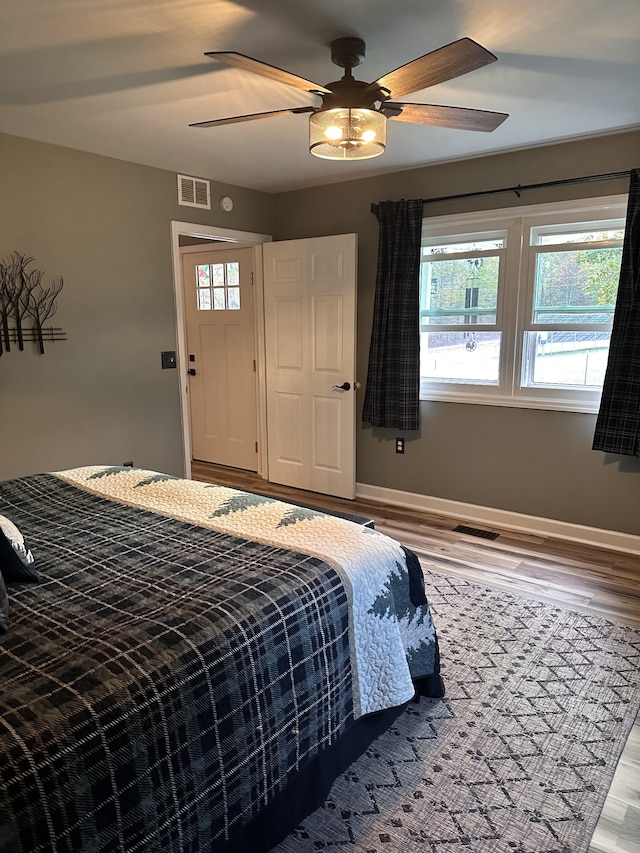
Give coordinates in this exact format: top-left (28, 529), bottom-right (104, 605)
top-left (419, 388), bottom-right (601, 414)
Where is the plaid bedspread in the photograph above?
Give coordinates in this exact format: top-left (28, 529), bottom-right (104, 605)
top-left (0, 468), bottom-right (441, 852)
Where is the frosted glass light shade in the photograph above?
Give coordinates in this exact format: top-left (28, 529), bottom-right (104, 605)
top-left (309, 108), bottom-right (386, 160)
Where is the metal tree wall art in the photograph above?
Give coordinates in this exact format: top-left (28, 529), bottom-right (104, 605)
top-left (0, 253), bottom-right (67, 355)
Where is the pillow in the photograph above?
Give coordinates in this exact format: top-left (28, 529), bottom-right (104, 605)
top-left (0, 572), bottom-right (8, 634)
top-left (0, 514), bottom-right (40, 583)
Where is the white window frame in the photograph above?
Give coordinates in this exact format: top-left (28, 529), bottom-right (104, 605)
top-left (419, 194), bottom-right (627, 413)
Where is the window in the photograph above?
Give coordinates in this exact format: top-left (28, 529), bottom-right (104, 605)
top-left (421, 230), bottom-right (507, 385)
top-left (195, 261), bottom-right (240, 311)
top-left (419, 196), bottom-right (626, 412)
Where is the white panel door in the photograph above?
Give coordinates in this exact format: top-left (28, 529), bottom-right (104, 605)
top-left (263, 234), bottom-right (357, 499)
top-left (182, 245), bottom-right (257, 470)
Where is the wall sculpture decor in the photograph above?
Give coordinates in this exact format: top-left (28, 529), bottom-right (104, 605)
top-left (0, 253), bottom-right (67, 355)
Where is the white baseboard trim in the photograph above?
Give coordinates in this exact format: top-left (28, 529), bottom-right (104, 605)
top-left (355, 482), bottom-right (640, 556)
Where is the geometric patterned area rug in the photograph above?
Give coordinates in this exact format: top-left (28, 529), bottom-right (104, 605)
top-left (273, 571), bottom-right (640, 853)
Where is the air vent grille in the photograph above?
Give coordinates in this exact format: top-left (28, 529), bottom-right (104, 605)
top-left (452, 524), bottom-right (499, 540)
top-left (177, 174), bottom-right (211, 209)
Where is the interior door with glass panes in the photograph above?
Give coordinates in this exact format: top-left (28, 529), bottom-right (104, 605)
top-left (181, 245), bottom-right (257, 470)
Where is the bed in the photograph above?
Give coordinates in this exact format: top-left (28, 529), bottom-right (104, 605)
top-left (0, 465), bottom-right (444, 853)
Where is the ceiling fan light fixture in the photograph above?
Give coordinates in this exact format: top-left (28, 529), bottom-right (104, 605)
top-left (309, 108), bottom-right (386, 160)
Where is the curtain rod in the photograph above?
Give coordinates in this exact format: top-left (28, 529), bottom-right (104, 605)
top-left (417, 169), bottom-right (632, 205)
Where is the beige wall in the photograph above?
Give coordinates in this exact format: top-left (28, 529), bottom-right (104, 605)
top-left (0, 132), bottom-right (275, 479)
top-left (2, 129), bottom-right (638, 536)
top-left (274, 130), bottom-right (640, 536)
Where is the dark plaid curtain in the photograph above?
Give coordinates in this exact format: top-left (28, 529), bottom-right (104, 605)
top-left (593, 168), bottom-right (640, 456)
top-left (362, 199), bottom-right (423, 430)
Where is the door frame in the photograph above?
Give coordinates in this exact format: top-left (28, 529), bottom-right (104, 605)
top-left (170, 220), bottom-right (272, 479)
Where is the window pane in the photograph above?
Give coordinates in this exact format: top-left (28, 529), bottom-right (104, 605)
top-left (212, 264), bottom-right (225, 287)
top-left (421, 331), bottom-right (501, 382)
top-left (423, 238), bottom-right (504, 255)
top-left (532, 226), bottom-right (624, 246)
top-left (213, 288), bottom-right (225, 310)
top-left (533, 247), bottom-right (621, 323)
top-left (197, 264), bottom-right (210, 286)
top-left (421, 256), bottom-right (499, 325)
top-left (226, 262), bottom-right (240, 286)
top-left (197, 288), bottom-right (212, 310)
top-left (227, 287), bottom-right (240, 310)
top-left (524, 331), bottom-right (611, 387)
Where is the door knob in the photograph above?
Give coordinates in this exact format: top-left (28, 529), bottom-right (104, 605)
top-left (331, 381), bottom-right (351, 391)
top-left (187, 368), bottom-right (197, 376)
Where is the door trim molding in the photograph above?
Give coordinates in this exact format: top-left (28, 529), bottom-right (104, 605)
top-left (170, 221), bottom-right (272, 479)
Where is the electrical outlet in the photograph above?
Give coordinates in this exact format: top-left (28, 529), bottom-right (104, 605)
top-left (395, 437), bottom-right (405, 454)
top-left (123, 461), bottom-right (134, 467)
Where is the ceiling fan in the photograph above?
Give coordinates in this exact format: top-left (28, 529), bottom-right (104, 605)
top-left (189, 36), bottom-right (509, 161)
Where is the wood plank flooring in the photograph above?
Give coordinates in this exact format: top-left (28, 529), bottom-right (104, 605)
top-left (191, 461), bottom-right (640, 853)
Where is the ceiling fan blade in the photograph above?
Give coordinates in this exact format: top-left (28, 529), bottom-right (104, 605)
top-left (189, 107), bottom-right (316, 127)
top-left (385, 102), bottom-right (508, 132)
top-left (205, 51), bottom-right (331, 95)
top-left (189, 106), bottom-right (316, 128)
top-left (373, 38), bottom-right (498, 98)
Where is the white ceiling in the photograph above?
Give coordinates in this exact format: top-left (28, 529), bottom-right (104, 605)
top-left (1, 0), bottom-right (639, 194)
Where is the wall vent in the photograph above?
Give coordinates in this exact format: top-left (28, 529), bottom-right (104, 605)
top-left (177, 174), bottom-right (211, 209)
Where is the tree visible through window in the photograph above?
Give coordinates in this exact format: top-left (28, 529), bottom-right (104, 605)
top-left (523, 225), bottom-right (623, 390)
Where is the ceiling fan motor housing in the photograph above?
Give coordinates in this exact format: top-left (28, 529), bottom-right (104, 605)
top-left (320, 77), bottom-right (384, 111)
top-left (330, 37), bottom-right (366, 69)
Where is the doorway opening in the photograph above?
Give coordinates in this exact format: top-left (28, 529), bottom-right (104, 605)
top-left (170, 221), bottom-right (271, 479)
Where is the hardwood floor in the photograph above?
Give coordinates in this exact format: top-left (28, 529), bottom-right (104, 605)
top-left (191, 461), bottom-right (640, 853)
